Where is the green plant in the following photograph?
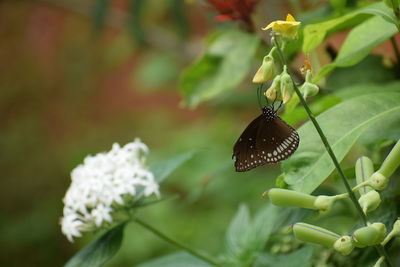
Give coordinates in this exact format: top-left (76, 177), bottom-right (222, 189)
top-left (61, 1), bottom-right (400, 266)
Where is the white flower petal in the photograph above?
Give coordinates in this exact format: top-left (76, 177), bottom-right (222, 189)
top-left (60, 139), bottom-right (160, 242)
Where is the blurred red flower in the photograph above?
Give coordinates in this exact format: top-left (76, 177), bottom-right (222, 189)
top-left (206, 0), bottom-right (261, 25)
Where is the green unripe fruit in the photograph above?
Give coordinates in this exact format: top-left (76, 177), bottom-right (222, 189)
top-left (355, 156), bottom-right (374, 196)
top-left (293, 223), bottom-right (340, 247)
top-left (268, 188), bottom-right (317, 209)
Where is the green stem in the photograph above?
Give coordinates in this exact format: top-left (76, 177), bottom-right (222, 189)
top-left (332, 193), bottom-right (349, 200)
top-left (272, 37), bottom-right (393, 267)
top-left (375, 256), bottom-right (385, 267)
top-left (390, 37), bottom-right (400, 64)
top-left (352, 181), bottom-right (371, 193)
top-left (134, 218), bottom-right (220, 266)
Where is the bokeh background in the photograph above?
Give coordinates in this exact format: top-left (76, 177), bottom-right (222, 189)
top-left (0, 1), bottom-right (288, 266)
top-left (1, 0), bottom-right (399, 266)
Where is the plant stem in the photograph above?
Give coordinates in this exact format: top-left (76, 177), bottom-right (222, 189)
top-left (273, 37), bottom-right (393, 267)
top-left (390, 37), bottom-right (400, 64)
top-left (134, 218), bottom-right (220, 266)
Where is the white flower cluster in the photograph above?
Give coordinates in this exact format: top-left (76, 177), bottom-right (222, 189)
top-left (61, 139), bottom-right (159, 242)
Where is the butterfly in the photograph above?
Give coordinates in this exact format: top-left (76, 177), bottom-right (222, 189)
top-left (232, 106), bottom-right (299, 172)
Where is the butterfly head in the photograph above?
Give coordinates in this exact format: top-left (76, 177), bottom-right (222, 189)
top-left (261, 106), bottom-right (276, 121)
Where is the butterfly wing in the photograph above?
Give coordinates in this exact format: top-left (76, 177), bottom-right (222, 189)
top-left (233, 115), bottom-right (264, 172)
top-left (233, 111), bottom-right (300, 172)
top-left (255, 116), bottom-right (299, 164)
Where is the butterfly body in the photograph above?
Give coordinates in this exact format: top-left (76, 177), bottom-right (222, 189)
top-left (233, 106), bottom-right (299, 172)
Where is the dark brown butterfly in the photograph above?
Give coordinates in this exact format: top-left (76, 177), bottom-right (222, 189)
top-left (232, 106), bottom-right (299, 172)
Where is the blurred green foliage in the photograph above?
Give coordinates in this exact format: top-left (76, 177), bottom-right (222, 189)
top-left (1, 0), bottom-right (400, 266)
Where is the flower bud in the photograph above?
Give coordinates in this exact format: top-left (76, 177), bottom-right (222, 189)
top-left (293, 223), bottom-right (340, 247)
top-left (355, 156), bottom-right (374, 196)
top-left (299, 71), bottom-right (319, 99)
top-left (253, 54), bottom-right (275, 83)
top-left (267, 188), bottom-right (317, 209)
top-left (300, 82), bottom-right (319, 99)
top-left (265, 75), bottom-right (282, 101)
top-left (352, 225), bottom-right (383, 247)
top-left (369, 172), bottom-right (388, 190)
top-left (333, 235), bottom-right (354, 255)
top-left (358, 190), bottom-right (381, 214)
top-left (280, 66), bottom-right (294, 104)
top-left (265, 87), bottom-right (277, 100)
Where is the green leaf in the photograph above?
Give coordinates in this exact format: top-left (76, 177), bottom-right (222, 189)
top-left (282, 95), bottom-right (341, 126)
top-left (282, 92), bottom-right (400, 193)
top-left (225, 204), bottom-right (250, 257)
top-left (180, 30), bottom-right (260, 108)
top-left (334, 81), bottom-right (400, 99)
top-left (250, 204), bottom-right (278, 251)
top-left (329, 15), bottom-right (397, 66)
top-left (358, 2), bottom-right (398, 25)
top-left (325, 55), bottom-right (397, 90)
top-left (137, 252), bottom-right (212, 267)
top-left (302, 2), bottom-right (394, 53)
top-left (315, 15), bottom-right (398, 82)
top-left (65, 223), bottom-right (125, 267)
top-left (150, 151), bottom-right (195, 183)
top-left (254, 246), bottom-right (313, 267)
top-left (302, 13), bottom-right (364, 53)
top-left (224, 204), bottom-right (277, 265)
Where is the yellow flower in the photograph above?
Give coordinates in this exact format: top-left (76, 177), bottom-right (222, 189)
top-left (262, 14), bottom-right (301, 39)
